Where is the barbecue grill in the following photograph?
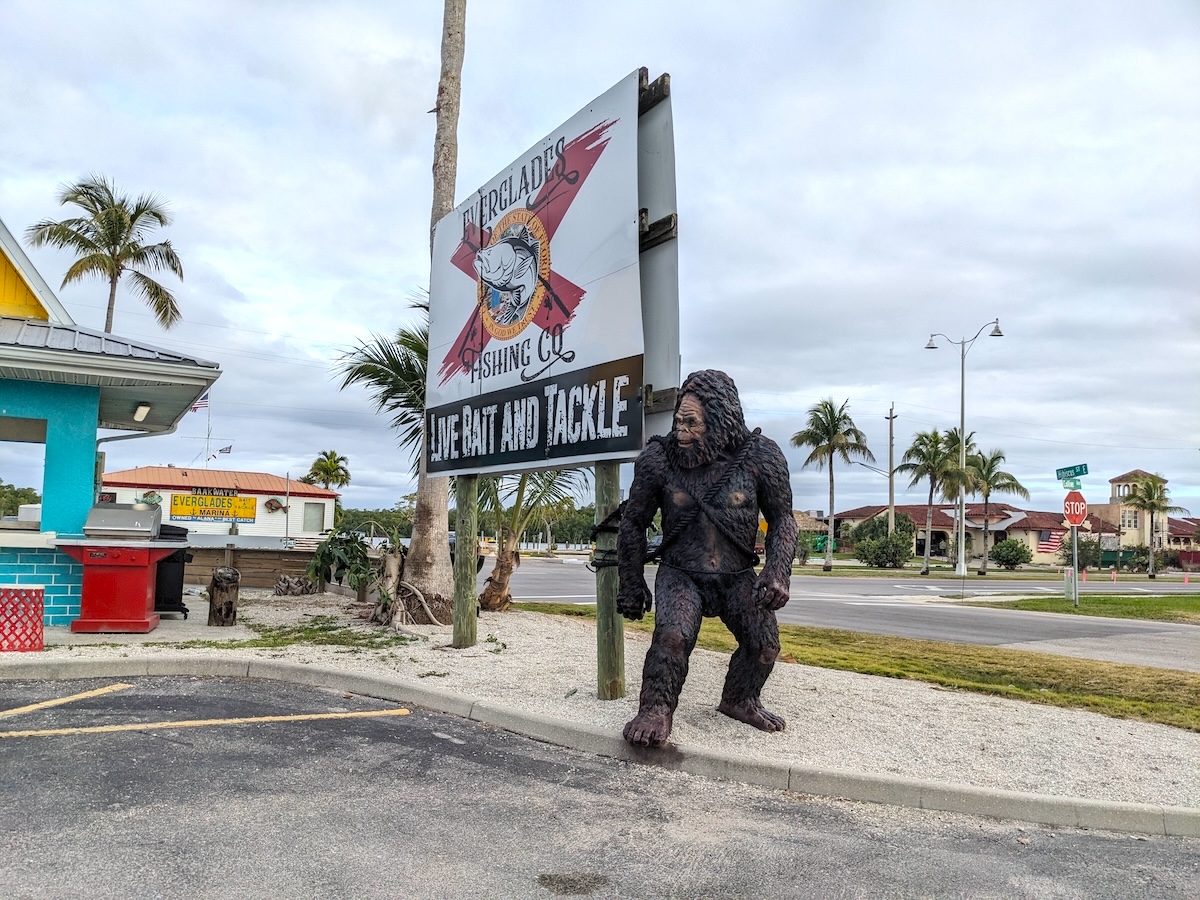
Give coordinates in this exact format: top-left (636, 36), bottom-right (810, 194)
top-left (82, 503), bottom-right (162, 541)
top-left (57, 504), bottom-right (190, 633)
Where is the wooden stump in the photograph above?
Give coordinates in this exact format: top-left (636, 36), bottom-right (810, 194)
top-left (207, 566), bottom-right (241, 626)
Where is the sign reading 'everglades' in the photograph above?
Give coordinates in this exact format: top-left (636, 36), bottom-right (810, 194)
top-left (426, 71), bottom-right (644, 476)
top-left (170, 493), bottom-right (256, 523)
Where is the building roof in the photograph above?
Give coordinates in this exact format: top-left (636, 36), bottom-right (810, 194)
top-left (0, 214), bottom-right (74, 324)
top-left (837, 503), bottom-right (1117, 533)
top-left (0, 315), bottom-right (219, 432)
top-left (791, 510), bottom-right (826, 531)
top-left (1109, 469), bottom-right (1160, 484)
top-left (103, 466), bottom-right (339, 499)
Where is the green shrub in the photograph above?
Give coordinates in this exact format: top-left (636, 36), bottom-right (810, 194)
top-left (989, 539), bottom-right (1032, 570)
top-left (307, 529), bottom-right (375, 591)
top-left (853, 532), bottom-right (914, 568)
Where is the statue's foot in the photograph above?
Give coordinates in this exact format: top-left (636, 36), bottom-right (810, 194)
top-left (623, 708), bottom-right (673, 747)
top-left (718, 698), bottom-right (786, 733)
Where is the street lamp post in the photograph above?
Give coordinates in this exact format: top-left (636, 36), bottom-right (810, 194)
top-left (925, 319), bottom-right (1003, 577)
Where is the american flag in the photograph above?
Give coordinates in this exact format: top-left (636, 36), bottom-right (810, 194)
top-left (189, 391), bottom-right (210, 412)
top-left (218, 445), bottom-right (232, 454)
top-left (1037, 530), bottom-right (1065, 553)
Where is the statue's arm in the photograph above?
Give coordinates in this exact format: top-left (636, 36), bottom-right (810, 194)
top-left (616, 443), bottom-right (665, 619)
top-left (754, 437), bottom-right (799, 610)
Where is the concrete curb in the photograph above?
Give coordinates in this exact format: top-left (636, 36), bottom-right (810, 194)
top-left (2, 653), bottom-right (1196, 838)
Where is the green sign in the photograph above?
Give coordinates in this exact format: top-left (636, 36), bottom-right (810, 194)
top-left (1055, 464), bottom-right (1088, 480)
top-left (1062, 478), bottom-right (1081, 490)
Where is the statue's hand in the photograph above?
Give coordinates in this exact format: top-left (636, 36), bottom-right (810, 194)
top-left (617, 577), bottom-right (653, 620)
top-left (754, 572), bottom-right (790, 611)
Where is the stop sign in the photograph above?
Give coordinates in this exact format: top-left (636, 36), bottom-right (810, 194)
top-left (1064, 490), bottom-right (1088, 527)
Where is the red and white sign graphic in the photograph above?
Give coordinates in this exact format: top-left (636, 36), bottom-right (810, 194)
top-left (425, 71), bottom-right (645, 477)
top-left (1063, 491), bottom-right (1088, 527)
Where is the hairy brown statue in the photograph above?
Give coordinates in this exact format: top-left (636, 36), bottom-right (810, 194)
top-left (617, 369), bottom-right (799, 747)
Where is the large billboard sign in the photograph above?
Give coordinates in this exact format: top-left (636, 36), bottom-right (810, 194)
top-left (426, 71), bottom-right (645, 476)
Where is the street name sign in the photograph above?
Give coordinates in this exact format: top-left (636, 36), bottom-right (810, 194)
top-left (1056, 464), bottom-right (1088, 480)
top-left (1062, 477), bottom-right (1081, 490)
top-left (1063, 490), bottom-right (1088, 527)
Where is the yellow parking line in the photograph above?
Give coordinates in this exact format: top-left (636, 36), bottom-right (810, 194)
top-left (0, 707), bottom-right (411, 739)
top-left (0, 683), bottom-right (134, 719)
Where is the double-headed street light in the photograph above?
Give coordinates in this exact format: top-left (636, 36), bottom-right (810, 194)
top-left (925, 319), bottom-right (1003, 577)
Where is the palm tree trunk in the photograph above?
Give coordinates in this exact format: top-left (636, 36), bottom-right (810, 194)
top-left (825, 466), bottom-right (835, 572)
top-left (105, 273), bottom-right (119, 333)
top-left (922, 483), bottom-right (934, 575)
top-left (402, 0), bottom-right (466, 623)
top-left (978, 496), bottom-right (990, 575)
top-left (478, 530), bottom-right (518, 610)
top-left (1148, 511), bottom-right (1156, 579)
top-left (405, 448), bottom-right (454, 619)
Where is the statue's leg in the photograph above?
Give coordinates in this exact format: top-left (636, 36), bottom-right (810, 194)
top-left (716, 575), bottom-right (785, 732)
top-left (623, 567), bottom-right (702, 747)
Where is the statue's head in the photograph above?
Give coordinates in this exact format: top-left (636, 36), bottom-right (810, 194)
top-left (667, 369), bottom-right (750, 469)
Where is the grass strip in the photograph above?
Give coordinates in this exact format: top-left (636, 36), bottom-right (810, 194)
top-left (962, 594), bottom-right (1200, 624)
top-left (514, 602), bottom-right (1200, 732)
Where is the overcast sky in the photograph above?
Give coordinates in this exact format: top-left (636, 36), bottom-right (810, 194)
top-left (1, 0), bottom-right (1197, 521)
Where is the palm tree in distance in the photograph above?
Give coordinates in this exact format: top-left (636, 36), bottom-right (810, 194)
top-left (966, 449), bottom-right (1030, 575)
top-left (894, 429), bottom-right (955, 575)
top-left (1121, 474), bottom-right (1186, 579)
top-left (791, 399), bottom-right (874, 571)
top-left (306, 450), bottom-right (351, 490)
top-left (25, 174), bottom-right (184, 332)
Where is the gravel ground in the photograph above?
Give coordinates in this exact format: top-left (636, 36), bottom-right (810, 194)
top-left (38, 588), bottom-right (1200, 810)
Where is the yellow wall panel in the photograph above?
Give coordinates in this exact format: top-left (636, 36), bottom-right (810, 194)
top-left (0, 250), bottom-right (49, 319)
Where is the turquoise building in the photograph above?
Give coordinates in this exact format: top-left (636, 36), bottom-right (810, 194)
top-left (0, 215), bottom-right (220, 625)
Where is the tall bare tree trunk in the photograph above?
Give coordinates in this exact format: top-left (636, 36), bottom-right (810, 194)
top-left (824, 466), bottom-right (835, 572)
top-left (921, 483), bottom-right (934, 575)
top-left (406, 0), bottom-right (467, 615)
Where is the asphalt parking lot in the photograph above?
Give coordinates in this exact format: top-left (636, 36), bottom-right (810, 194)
top-left (1, 677), bottom-right (1197, 899)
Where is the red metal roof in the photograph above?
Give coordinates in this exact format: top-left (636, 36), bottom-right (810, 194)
top-left (103, 466), bottom-right (339, 499)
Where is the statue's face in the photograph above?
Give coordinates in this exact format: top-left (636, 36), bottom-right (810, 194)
top-left (673, 393), bottom-right (707, 468)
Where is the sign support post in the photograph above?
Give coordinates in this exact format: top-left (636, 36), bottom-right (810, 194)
top-left (452, 474), bottom-right (478, 648)
top-left (1063, 489), bottom-right (1088, 608)
top-left (595, 460), bottom-right (625, 699)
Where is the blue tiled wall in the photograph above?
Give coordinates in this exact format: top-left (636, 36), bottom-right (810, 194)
top-left (0, 548), bottom-right (83, 626)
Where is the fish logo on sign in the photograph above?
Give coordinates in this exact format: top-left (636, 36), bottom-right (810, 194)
top-left (438, 119), bottom-right (618, 385)
top-left (473, 213), bottom-right (550, 338)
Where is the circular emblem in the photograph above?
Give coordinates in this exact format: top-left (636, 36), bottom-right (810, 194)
top-left (474, 208), bottom-right (551, 341)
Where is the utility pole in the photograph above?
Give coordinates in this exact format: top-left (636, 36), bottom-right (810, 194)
top-left (886, 403), bottom-right (897, 535)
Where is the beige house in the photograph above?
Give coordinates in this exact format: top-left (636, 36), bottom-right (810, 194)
top-left (101, 466), bottom-right (338, 549)
top-left (1089, 469), bottom-right (1182, 553)
top-left (836, 503), bottom-right (1116, 566)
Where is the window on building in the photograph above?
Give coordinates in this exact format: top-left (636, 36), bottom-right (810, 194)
top-left (303, 502), bottom-right (325, 533)
top-left (0, 418), bottom-right (47, 524)
top-left (1121, 509), bottom-right (1138, 530)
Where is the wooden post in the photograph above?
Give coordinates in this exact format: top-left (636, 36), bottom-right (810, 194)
top-left (453, 474), bottom-right (478, 648)
top-left (595, 460), bottom-right (625, 699)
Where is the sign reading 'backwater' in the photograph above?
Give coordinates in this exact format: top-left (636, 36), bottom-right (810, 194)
top-left (426, 71), bottom-right (644, 476)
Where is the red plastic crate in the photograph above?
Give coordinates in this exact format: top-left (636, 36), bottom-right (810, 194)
top-left (0, 585), bottom-right (44, 652)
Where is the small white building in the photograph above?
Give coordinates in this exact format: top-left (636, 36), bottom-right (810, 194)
top-left (101, 466), bottom-right (338, 548)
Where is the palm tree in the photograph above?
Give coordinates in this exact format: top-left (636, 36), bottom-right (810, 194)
top-left (25, 174), bottom-right (183, 332)
top-left (966, 449), bottom-right (1030, 575)
top-left (306, 450), bottom-right (351, 490)
top-left (476, 469), bottom-right (591, 610)
top-left (337, 299), bottom-right (454, 620)
top-left (1121, 474), bottom-right (1186, 579)
top-left (894, 429), bottom-right (954, 575)
top-left (791, 399), bottom-right (874, 571)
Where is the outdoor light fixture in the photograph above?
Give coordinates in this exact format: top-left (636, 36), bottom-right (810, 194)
top-left (133, 403), bottom-right (152, 423)
top-left (923, 318), bottom-right (1004, 577)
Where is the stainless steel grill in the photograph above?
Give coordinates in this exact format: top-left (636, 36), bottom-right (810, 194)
top-left (82, 503), bottom-right (162, 541)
